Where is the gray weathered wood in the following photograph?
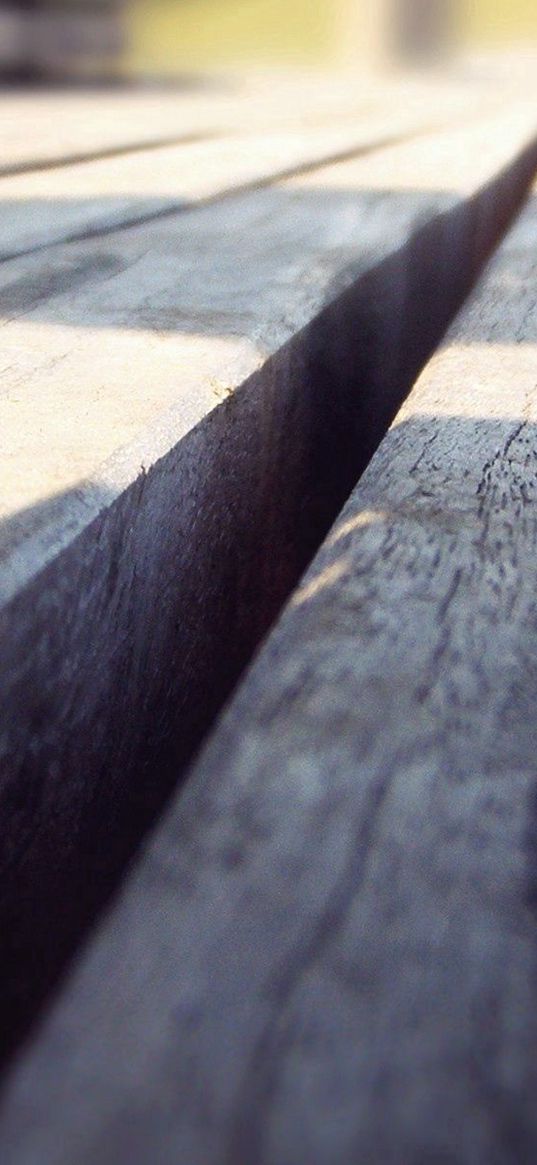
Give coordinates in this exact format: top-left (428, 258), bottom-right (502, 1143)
top-left (2, 104), bottom-right (535, 605)
top-left (1, 174), bottom-right (536, 1163)
top-left (0, 103), bottom-right (536, 1069)
top-left (0, 65), bottom-right (505, 258)
top-left (0, 100), bottom-right (473, 260)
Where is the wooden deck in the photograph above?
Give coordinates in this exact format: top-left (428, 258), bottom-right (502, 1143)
top-left (1, 56), bottom-right (537, 1162)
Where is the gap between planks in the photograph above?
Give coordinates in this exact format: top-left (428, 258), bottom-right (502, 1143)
top-left (0, 170), bottom-right (536, 1165)
top-left (0, 102), bottom-right (535, 1077)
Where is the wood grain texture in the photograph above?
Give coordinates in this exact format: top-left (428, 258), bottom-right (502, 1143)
top-left (2, 104), bottom-right (536, 606)
top-left (0, 105), bottom-right (536, 1070)
top-left (1, 179), bottom-right (536, 1164)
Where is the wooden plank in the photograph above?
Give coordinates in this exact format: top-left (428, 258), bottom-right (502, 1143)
top-left (0, 69), bottom-right (465, 175)
top-left (1, 53), bottom-right (533, 178)
top-left (0, 66), bottom-right (509, 259)
top-left (0, 102), bottom-right (477, 261)
top-left (0, 107), bottom-right (535, 1069)
top-left (2, 175), bottom-right (536, 1163)
top-left (2, 104), bottom-right (536, 603)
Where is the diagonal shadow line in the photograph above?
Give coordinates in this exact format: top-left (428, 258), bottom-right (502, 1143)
top-left (0, 128), bottom-right (224, 181)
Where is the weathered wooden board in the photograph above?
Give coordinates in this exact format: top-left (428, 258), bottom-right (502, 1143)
top-left (0, 75), bottom-right (333, 171)
top-left (0, 69), bottom-right (468, 175)
top-left (0, 107), bottom-right (535, 1068)
top-left (1, 177), bottom-right (536, 1164)
top-left (0, 66), bottom-right (511, 258)
top-left (0, 107), bottom-right (466, 260)
top-left (2, 105), bottom-right (536, 604)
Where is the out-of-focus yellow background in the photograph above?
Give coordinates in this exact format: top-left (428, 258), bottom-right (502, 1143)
top-left (126, 0), bottom-right (537, 74)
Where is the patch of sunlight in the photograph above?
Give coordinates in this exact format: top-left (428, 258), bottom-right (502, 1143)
top-left (0, 325), bottom-right (261, 531)
top-left (326, 510), bottom-right (389, 547)
top-left (396, 345), bottom-right (537, 421)
top-left (291, 558), bottom-right (349, 606)
top-left (287, 107), bottom-right (536, 198)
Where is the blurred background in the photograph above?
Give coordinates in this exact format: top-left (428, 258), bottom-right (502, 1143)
top-left (127, 0), bottom-right (537, 73)
top-left (0, 0), bottom-right (536, 84)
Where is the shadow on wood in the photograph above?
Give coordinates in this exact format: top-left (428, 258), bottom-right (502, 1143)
top-left (0, 162), bottom-right (535, 1072)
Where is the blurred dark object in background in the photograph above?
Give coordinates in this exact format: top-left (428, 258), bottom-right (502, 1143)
top-left (0, 1), bottom-right (125, 82)
top-left (390, 0), bottom-right (457, 60)
top-left (352, 0), bottom-right (457, 68)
